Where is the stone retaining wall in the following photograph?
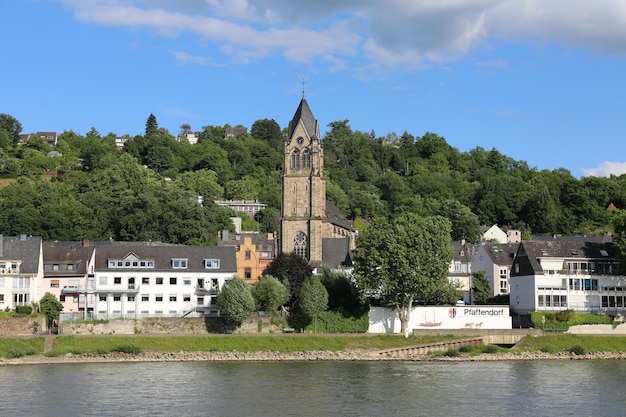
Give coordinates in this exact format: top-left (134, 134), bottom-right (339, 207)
top-left (0, 317), bottom-right (46, 336)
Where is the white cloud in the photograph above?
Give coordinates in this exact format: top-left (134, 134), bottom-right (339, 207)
top-left (58, 0), bottom-right (626, 69)
top-left (581, 162), bottom-right (626, 178)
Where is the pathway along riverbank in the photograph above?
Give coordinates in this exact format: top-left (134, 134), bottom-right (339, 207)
top-left (3, 349), bottom-right (626, 366)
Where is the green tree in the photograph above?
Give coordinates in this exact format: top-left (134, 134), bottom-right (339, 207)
top-left (297, 277), bottom-right (329, 332)
top-left (145, 113), bottom-right (158, 140)
top-left (319, 267), bottom-right (365, 315)
top-left (39, 292), bottom-right (63, 331)
top-left (0, 113), bottom-right (23, 146)
top-left (354, 213), bottom-right (456, 334)
top-left (216, 276), bottom-right (255, 327)
top-left (263, 252), bottom-right (313, 304)
top-left (252, 275), bottom-right (290, 312)
top-left (612, 210), bottom-right (626, 268)
top-left (471, 271), bottom-right (490, 304)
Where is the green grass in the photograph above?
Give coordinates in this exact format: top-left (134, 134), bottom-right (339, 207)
top-left (0, 338), bottom-right (45, 358)
top-left (43, 334), bottom-right (460, 356)
top-left (515, 334), bottom-right (626, 354)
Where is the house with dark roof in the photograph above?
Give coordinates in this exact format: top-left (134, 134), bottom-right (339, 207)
top-left (43, 241), bottom-right (96, 318)
top-left (0, 235), bottom-right (43, 310)
top-left (89, 241), bottom-right (237, 319)
top-left (471, 242), bottom-right (520, 297)
top-left (218, 231), bottom-right (277, 284)
top-left (510, 238), bottom-right (624, 317)
top-left (448, 240), bottom-right (473, 303)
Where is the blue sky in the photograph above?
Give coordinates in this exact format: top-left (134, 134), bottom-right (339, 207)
top-left (2, 1), bottom-right (626, 177)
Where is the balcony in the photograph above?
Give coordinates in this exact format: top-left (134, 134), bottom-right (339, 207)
top-left (196, 285), bottom-right (219, 294)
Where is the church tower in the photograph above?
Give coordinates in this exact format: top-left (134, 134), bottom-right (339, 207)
top-left (280, 97), bottom-right (326, 264)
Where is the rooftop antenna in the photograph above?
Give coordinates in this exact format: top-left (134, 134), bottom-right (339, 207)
top-left (300, 73), bottom-right (306, 98)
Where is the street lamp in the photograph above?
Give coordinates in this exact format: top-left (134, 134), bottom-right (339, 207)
top-left (541, 315), bottom-right (546, 334)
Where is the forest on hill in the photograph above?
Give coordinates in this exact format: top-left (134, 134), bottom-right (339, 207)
top-left (0, 112), bottom-right (624, 245)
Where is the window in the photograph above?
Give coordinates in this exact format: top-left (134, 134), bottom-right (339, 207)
top-left (147, 261), bottom-right (154, 267)
top-left (114, 277), bottom-right (122, 284)
top-left (290, 149), bottom-right (300, 170)
top-left (302, 149), bottom-right (311, 169)
top-left (500, 280), bottom-right (507, 291)
top-left (205, 259), bottom-right (220, 269)
top-left (172, 259), bottom-right (188, 269)
top-left (170, 277), bottom-right (177, 285)
top-left (142, 277), bottom-right (149, 285)
top-left (245, 250), bottom-right (251, 260)
top-left (128, 296), bottom-right (135, 302)
top-left (155, 295), bottom-right (163, 302)
top-left (244, 267), bottom-right (252, 279)
top-left (13, 277), bottom-right (30, 290)
top-left (141, 295), bottom-right (149, 302)
top-left (109, 261), bottom-right (116, 267)
top-left (183, 279), bottom-right (191, 286)
top-left (293, 232), bottom-right (307, 259)
top-left (60, 295), bottom-right (65, 302)
top-left (0, 278), bottom-right (4, 286)
top-left (99, 276), bottom-right (108, 285)
top-left (197, 297), bottom-right (204, 305)
top-left (128, 277), bottom-right (135, 289)
top-left (13, 293), bottom-right (29, 305)
top-left (99, 295), bottom-right (107, 302)
top-left (197, 278), bottom-right (204, 289)
top-left (0, 294), bottom-right (4, 303)
top-left (113, 296), bottom-right (121, 302)
top-left (183, 295), bottom-right (191, 302)
top-left (156, 277), bottom-right (163, 285)
top-left (169, 295), bottom-right (177, 302)
top-left (50, 280), bottom-right (59, 288)
top-left (538, 295), bottom-right (544, 306)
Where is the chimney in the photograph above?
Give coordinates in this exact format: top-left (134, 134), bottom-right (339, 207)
top-left (82, 239), bottom-right (90, 248)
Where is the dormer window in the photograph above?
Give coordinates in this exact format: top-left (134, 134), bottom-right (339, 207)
top-left (172, 259), bottom-right (188, 269)
top-left (205, 259), bottom-right (220, 269)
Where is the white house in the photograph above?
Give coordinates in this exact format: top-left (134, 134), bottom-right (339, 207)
top-left (448, 240), bottom-right (473, 303)
top-left (510, 238), bottom-right (624, 317)
top-left (0, 235), bottom-right (43, 311)
top-left (480, 224), bottom-right (508, 244)
top-left (471, 242), bottom-right (519, 298)
top-left (90, 242), bottom-right (237, 319)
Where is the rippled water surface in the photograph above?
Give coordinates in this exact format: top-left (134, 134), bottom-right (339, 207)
top-left (2, 360), bottom-right (625, 416)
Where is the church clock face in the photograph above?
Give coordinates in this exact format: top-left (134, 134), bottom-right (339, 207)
top-left (297, 136), bottom-right (304, 145)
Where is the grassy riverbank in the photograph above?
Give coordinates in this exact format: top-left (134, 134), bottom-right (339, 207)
top-left (4, 333), bottom-right (626, 361)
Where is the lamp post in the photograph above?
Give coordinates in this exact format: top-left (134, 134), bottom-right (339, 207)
top-left (541, 315), bottom-right (546, 334)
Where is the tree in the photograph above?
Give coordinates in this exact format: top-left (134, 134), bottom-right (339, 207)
top-left (354, 213), bottom-right (456, 334)
top-left (145, 113), bottom-right (158, 140)
top-left (612, 210), bottom-right (626, 268)
top-left (319, 267), bottom-right (365, 315)
top-left (252, 275), bottom-right (290, 312)
top-left (39, 292), bottom-right (63, 331)
top-left (471, 271), bottom-right (490, 304)
top-left (263, 253), bottom-right (313, 304)
top-left (216, 276), bottom-right (255, 327)
top-left (297, 277), bottom-right (328, 332)
top-left (0, 113), bottom-right (23, 146)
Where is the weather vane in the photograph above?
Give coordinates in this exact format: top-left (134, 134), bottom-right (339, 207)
top-left (300, 73), bottom-right (306, 98)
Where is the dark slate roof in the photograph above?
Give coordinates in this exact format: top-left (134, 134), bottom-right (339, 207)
top-left (0, 235), bottom-right (42, 274)
top-left (43, 241), bottom-right (95, 276)
top-left (325, 200), bottom-right (355, 231)
top-left (288, 98), bottom-right (319, 140)
top-left (322, 237), bottom-right (353, 267)
top-left (89, 241), bottom-right (237, 273)
top-left (532, 234), bottom-right (612, 244)
top-left (481, 242), bottom-right (519, 266)
top-left (450, 241), bottom-right (472, 262)
top-left (512, 239), bottom-right (617, 277)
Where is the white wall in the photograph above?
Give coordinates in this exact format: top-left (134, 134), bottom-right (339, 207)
top-left (368, 306), bottom-right (512, 333)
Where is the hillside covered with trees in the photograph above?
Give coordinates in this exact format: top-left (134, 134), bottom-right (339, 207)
top-left (0, 112), bottom-right (624, 244)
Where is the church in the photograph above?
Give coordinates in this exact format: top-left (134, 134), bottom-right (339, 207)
top-left (279, 97), bottom-right (357, 269)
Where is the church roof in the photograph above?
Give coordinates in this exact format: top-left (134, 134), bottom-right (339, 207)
top-left (325, 200), bottom-right (355, 232)
top-left (288, 98), bottom-right (319, 140)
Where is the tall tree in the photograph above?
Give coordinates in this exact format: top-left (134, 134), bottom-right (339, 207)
top-left (216, 276), bottom-right (255, 327)
top-left (297, 277), bottom-right (329, 332)
top-left (252, 275), bottom-right (290, 312)
top-left (145, 113), bottom-right (158, 140)
top-left (471, 271), bottom-right (490, 304)
top-left (263, 252), bottom-right (313, 304)
top-left (354, 213), bottom-right (456, 334)
top-left (0, 113), bottom-right (23, 146)
top-left (39, 292), bottom-right (63, 331)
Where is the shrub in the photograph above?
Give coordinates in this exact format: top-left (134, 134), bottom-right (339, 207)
top-left (444, 349), bottom-right (460, 357)
top-left (288, 310), bottom-right (369, 333)
top-left (9, 347), bottom-right (37, 358)
top-left (480, 344), bottom-right (500, 354)
top-left (458, 344), bottom-right (474, 353)
top-left (15, 305), bottom-right (33, 315)
top-left (569, 345), bottom-right (587, 356)
top-left (112, 344), bottom-right (142, 355)
top-left (540, 345), bottom-right (555, 353)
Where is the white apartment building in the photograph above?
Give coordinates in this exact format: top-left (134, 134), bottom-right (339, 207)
top-left (510, 238), bottom-right (624, 316)
top-left (471, 242), bottom-right (519, 297)
top-left (91, 242), bottom-right (237, 319)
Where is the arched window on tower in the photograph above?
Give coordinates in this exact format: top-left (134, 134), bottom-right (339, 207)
top-left (290, 149), bottom-right (300, 170)
top-left (293, 232), bottom-right (308, 259)
top-left (302, 149), bottom-right (311, 169)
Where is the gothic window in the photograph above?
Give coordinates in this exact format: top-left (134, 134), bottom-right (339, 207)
top-left (291, 183), bottom-right (297, 192)
top-left (290, 149), bottom-right (300, 170)
top-left (293, 232), bottom-right (308, 259)
top-left (302, 149), bottom-right (311, 169)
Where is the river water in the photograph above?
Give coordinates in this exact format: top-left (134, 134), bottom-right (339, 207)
top-left (2, 360), bottom-right (625, 417)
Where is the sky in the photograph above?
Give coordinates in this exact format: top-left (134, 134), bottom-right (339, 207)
top-left (2, 0), bottom-right (626, 178)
